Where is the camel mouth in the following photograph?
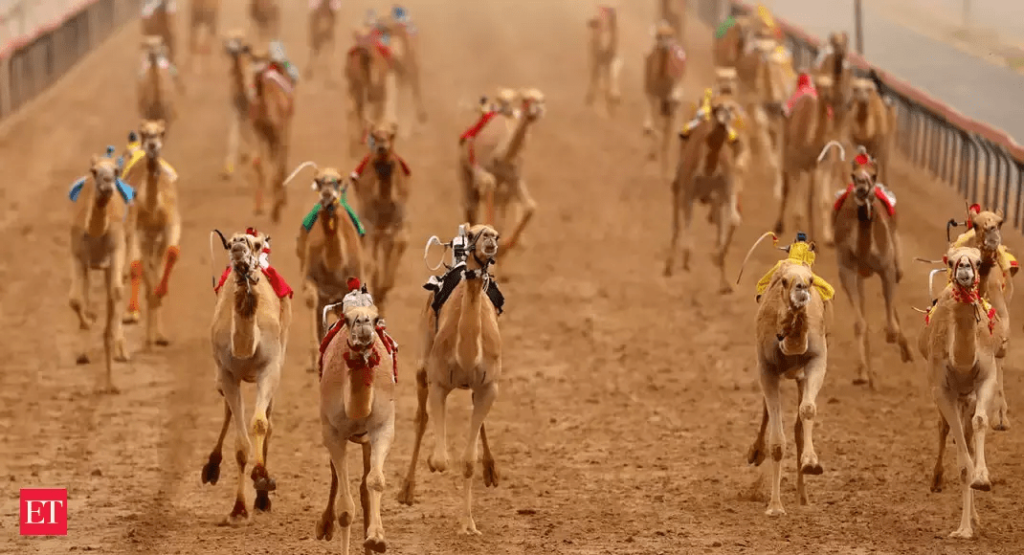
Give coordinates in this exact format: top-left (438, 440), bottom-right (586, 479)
top-left (954, 264), bottom-right (976, 288)
top-left (478, 240), bottom-right (498, 258)
top-left (790, 287), bottom-right (810, 309)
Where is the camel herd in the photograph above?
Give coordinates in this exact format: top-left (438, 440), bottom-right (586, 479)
top-left (58, 0), bottom-right (1019, 550)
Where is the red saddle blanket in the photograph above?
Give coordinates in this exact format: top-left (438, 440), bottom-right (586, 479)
top-left (214, 266), bottom-right (294, 299)
top-left (833, 184), bottom-right (896, 217)
top-left (785, 74), bottom-right (833, 119)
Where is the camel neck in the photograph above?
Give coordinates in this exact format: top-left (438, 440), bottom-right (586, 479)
top-left (778, 303), bottom-right (810, 356)
top-left (230, 275), bottom-right (261, 359)
top-left (502, 112), bottom-right (533, 163)
top-left (949, 300), bottom-right (979, 370)
top-left (86, 190), bottom-right (111, 237)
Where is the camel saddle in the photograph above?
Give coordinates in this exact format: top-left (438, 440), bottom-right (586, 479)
top-left (423, 262), bottom-right (505, 327)
top-left (832, 183), bottom-right (896, 217)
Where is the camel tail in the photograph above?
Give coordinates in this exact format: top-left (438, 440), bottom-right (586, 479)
top-left (283, 160), bottom-right (319, 187)
top-left (817, 140), bottom-right (845, 163)
top-left (735, 231), bottom-right (778, 285)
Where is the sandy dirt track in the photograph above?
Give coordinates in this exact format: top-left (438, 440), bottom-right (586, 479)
top-left (2, 1), bottom-right (1024, 554)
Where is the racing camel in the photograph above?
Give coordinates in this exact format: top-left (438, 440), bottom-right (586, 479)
top-left (249, 0), bottom-right (280, 44)
top-left (918, 246), bottom-right (1003, 539)
top-left (186, 0), bottom-right (219, 74)
top-left (831, 147), bottom-right (912, 388)
top-left (67, 150), bottom-right (136, 393)
top-left (141, 0), bottom-right (178, 63)
top-left (664, 95), bottom-right (746, 293)
top-left (659, 0), bottom-right (687, 44)
top-left (848, 77), bottom-right (896, 185)
top-left (290, 163), bottom-right (367, 373)
top-left (137, 36), bottom-right (181, 133)
top-left (643, 21), bottom-right (688, 177)
top-left (458, 89), bottom-right (544, 258)
top-left (314, 281), bottom-right (398, 554)
top-left (221, 30), bottom-right (255, 179)
top-left (202, 228), bottom-right (292, 524)
top-left (344, 25), bottom-right (390, 156)
top-left (398, 224), bottom-right (505, 535)
top-left (584, 5), bottom-right (622, 115)
top-left (932, 205), bottom-right (1018, 492)
top-left (306, 0), bottom-right (341, 81)
top-left (248, 44), bottom-right (297, 222)
top-left (350, 122), bottom-right (412, 315)
top-left (739, 232), bottom-right (834, 516)
top-left (120, 120), bottom-right (182, 351)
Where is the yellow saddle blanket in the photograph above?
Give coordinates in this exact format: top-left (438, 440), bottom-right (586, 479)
top-left (755, 242), bottom-right (835, 301)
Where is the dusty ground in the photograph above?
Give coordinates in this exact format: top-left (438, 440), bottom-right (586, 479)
top-left (2, 0), bottom-right (1024, 554)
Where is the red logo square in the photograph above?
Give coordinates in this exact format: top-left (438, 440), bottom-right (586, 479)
top-left (19, 488), bottom-right (68, 536)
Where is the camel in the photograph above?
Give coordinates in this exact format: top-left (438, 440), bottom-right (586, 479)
top-left (68, 152), bottom-right (135, 394)
top-left (713, 13), bottom-right (752, 68)
top-left (918, 246), bottom-right (1003, 539)
top-left (202, 228), bottom-right (292, 524)
top-left (119, 120), bottom-right (182, 351)
top-left (664, 97), bottom-right (745, 293)
top-left (344, 26), bottom-right (390, 156)
top-left (137, 36), bottom-right (180, 133)
top-left (739, 233), bottom-right (833, 516)
top-left (643, 21), bottom-right (688, 176)
top-left (248, 44), bottom-right (296, 222)
top-left (306, 0), bottom-right (341, 81)
top-left (458, 89), bottom-right (544, 258)
top-left (659, 0), bottom-right (687, 44)
top-left (349, 122), bottom-right (411, 316)
top-left (931, 206), bottom-right (1018, 493)
top-left (141, 0), bottom-right (178, 63)
top-left (249, 0), bottom-right (280, 44)
top-left (813, 32), bottom-right (853, 131)
top-left (221, 31), bottom-right (256, 179)
top-left (831, 146), bottom-right (911, 388)
top-left (397, 224), bottom-right (504, 535)
top-left (186, 0), bottom-right (219, 74)
top-left (357, 9), bottom-right (427, 136)
top-left (848, 78), bottom-right (896, 186)
top-left (289, 163), bottom-right (367, 373)
top-left (584, 5), bottom-right (622, 114)
top-left (314, 281), bottom-right (397, 554)
top-left (775, 73), bottom-right (836, 244)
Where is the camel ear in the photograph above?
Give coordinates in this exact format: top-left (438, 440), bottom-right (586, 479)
top-left (995, 208), bottom-right (1005, 221)
top-left (387, 121), bottom-right (398, 139)
top-left (156, 119), bottom-right (166, 134)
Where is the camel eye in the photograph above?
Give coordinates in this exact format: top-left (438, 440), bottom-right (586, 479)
top-left (781, 278), bottom-right (789, 288)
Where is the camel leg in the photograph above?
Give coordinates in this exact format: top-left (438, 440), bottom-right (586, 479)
top-left (253, 138), bottom-right (268, 216)
top-left (969, 375), bottom-right (997, 491)
top-left (746, 397), bottom-right (769, 466)
top-left (715, 196), bottom-right (738, 294)
top-left (69, 257), bottom-right (93, 364)
top-left (397, 365), bottom-right (429, 505)
top-left (798, 353), bottom-right (826, 478)
top-left (100, 265), bottom-right (124, 394)
top-left (815, 165), bottom-right (834, 245)
top-left (679, 185), bottom-right (695, 272)
top-left (270, 144), bottom-right (289, 224)
top-left (584, 56), bottom-right (600, 107)
top-left (123, 224), bottom-right (142, 324)
top-left (363, 421), bottom-right (394, 552)
top-left (932, 383), bottom-right (976, 538)
top-left (202, 398), bottom-right (231, 486)
top-left (773, 169), bottom-right (790, 235)
top-left (460, 164), bottom-right (479, 225)
top-left (315, 460), bottom-right (339, 541)
top-left (480, 422), bottom-right (499, 487)
top-left (607, 57), bottom-right (622, 113)
top-left (838, 264), bottom-right (873, 388)
top-left (249, 364), bottom-right (281, 501)
top-left (880, 269), bottom-right (913, 363)
top-left (151, 217), bottom-right (181, 346)
top-left (321, 427), bottom-right (354, 554)
top-left (892, 229), bottom-right (905, 283)
top-left (141, 242), bottom-right (160, 350)
top-left (223, 112), bottom-right (241, 179)
top-left (458, 382), bottom-right (498, 535)
top-left (427, 378), bottom-right (452, 473)
top-left (643, 94), bottom-right (658, 159)
top-left (407, 60), bottom-right (427, 124)
top-left (375, 227), bottom-right (407, 312)
top-left (760, 367), bottom-right (786, 516)
top-left (498, 178), bottom-right (536, 255)
top-left (931, 412), bottom-right (950, 492)
top-left (220, 374), bottom-right (251, 525)
top-left (254, 399), bottom-right (275, 512)
top-left (794, 380), bottom-right (807, 505)
top-left (663, 180), bottom-right (682, 277)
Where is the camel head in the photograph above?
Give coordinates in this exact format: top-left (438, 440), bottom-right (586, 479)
top-left (968, 205), bottom-right (1004, 254)
top-left (310, 167), bottom-right (349, 211)
top-left (714, 67), bottom-right (739, 96)
top-left (652, 20), bottom-right (675, 49)
top-left (489, 88), bottom-right (520, 117)
top-left (344, 305), bottom-right (380, 351)
top-left (851, 77), bottom-right (877, 107)
top-left (89, 155), bottom-right (121, 198)
top-left (828, 31), bottom-right (849, 59)
top-left (710, 100), bottom-right (736, 129)
top-left (223, 29), bottom-right (251, 59)
top-left (850, 147), bottom-right (878, 203)
top-left (778, 263), bottom-right (816, 310)
top-left (141, 35), bottom-right (167, 62)
top-left (367, 121), bottom-right (398, 158)
top-left (138, 119), bottom-right (166, 159)
top-left (946, 246), bottom-right (982, 292)
top-left (812, 74), bottom-right (835, 104)
top-left (518, 89), bottom-right (546, 122)
top-left (466, 223), bottom-right (500, 262)
top-left (215, 228), bottom-right (267, 278)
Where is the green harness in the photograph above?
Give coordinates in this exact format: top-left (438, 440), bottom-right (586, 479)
top-left (302, 194), bottom-right (365, 237)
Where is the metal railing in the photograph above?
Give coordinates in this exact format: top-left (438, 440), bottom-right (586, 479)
top-left (694, 0), bottom-right (1024, 231)
top-left (0, 0), bottom-right (136, 122)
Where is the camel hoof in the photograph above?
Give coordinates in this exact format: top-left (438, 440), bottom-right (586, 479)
top-left (970, 478), bottom-right (992, 492)
top-left (949, 527), bottom-right (974, 540)
top-left (852, 377), bottom-right (868, 386)
top-left (364, 535), bottom-right (387, 553)
top-left (155, 336), bottom-right (171, 347)
top-left (202, 452), bottom-right (222, 485)
top-left (746, 443), bottom-right (766, 466)
top-left (773, 221), bottom-right (784, 236)
top-left (254, 491), bottom-right (272, 512)
top-left (662, 261), bottom-right (673, 277)
top-left (76, 353), bottom-right (90, 365)
top-left (719, 283), bottom-right (734, 295)
top-left (253, 475), bottom-right (277, 492)
top-left (222, 501), bottom-right (249, 527)
top-left (764, 506), bottom-right (786, 517)
top-left (96, 384), bottom-right (121, 395)
top-left (428, 453), bottom-right (449, 473)
top-left (801, 462), bottom-right (824, 475)
top-left (315, 510), bottom-right (335, 541)
top-left (122, 310), bottom-right (140, 325)
top-left (396, 479), bottom-right (415, 506)
top-left (483, 459), bottom-right (499, 488)
top-left (458, 517), bottom-right (482, 535)
top-left (992, 412), bottom-right (1010, 431)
